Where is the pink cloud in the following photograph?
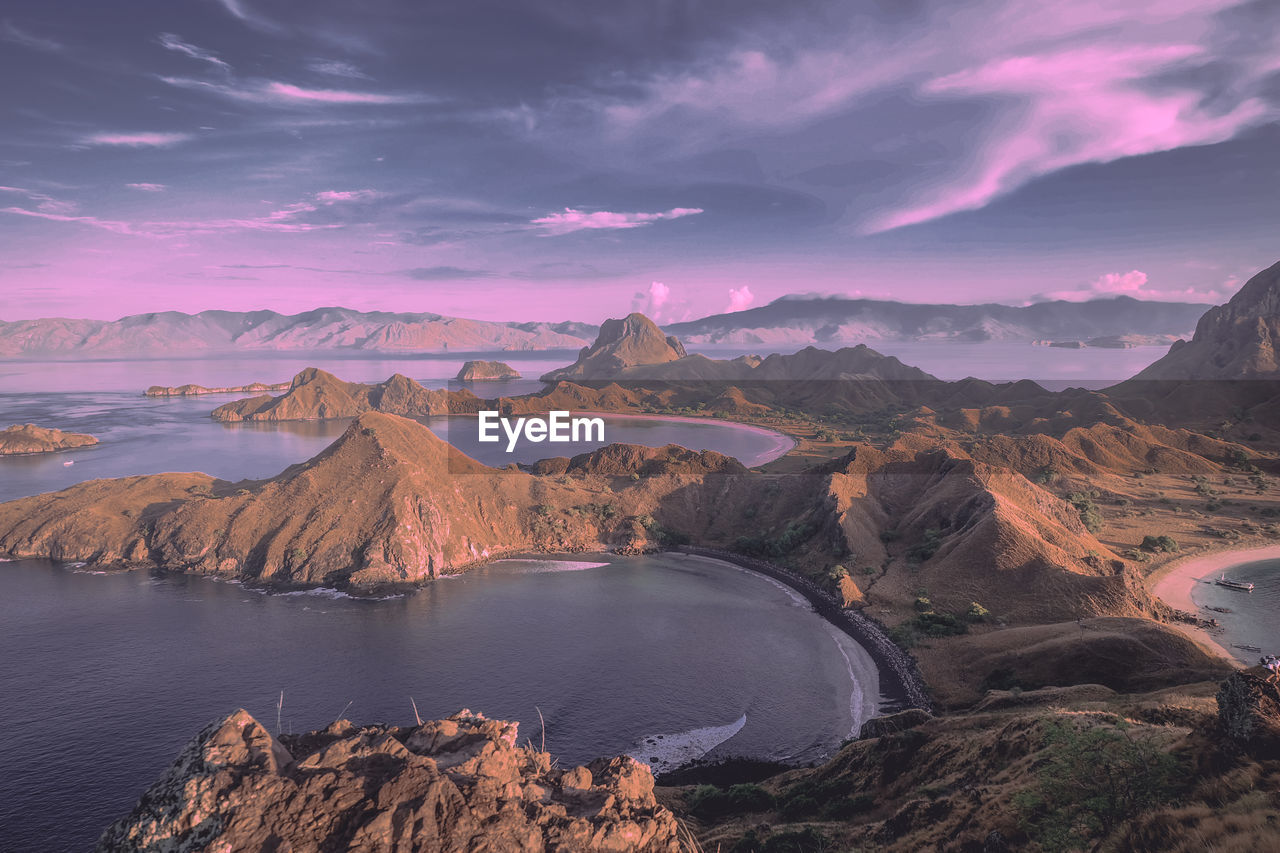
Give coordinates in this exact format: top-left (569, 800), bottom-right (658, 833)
top-left (125, 183), bottom-right (167, 192)
top-left (1037, 269), bottom-right (1230, 304)
top-left (531, 207), bottom-right (703, 236)
top-left (725, 285), bottom-right (755, 312)
top-left (80, 132), bottom-right (191, 148)
top-left (160, 76), bottom-right (431, 106)
top-left (866, 44), bottom-right (1271, 232)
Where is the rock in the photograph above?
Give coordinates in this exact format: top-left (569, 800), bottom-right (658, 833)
top-left (457, 360), bottom-right (521, 381)
top-left (859, 708), bottom-right (933, 739)
top-left (0, 423), bottom-right (98, 455)
top-left (98, 708), bottom-right (683, 852)
top-left (1216, 666), bottom-right (1280, 759)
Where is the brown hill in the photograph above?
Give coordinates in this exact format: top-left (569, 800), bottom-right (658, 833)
top-left (456, 359), bottom-right (521, 380)
top-left (542, 313), bottom-right (688, 381)
top-left (1133, 259), bottom-right (1280, 379)
top-left (0, 423), bottom-right (98, 455)
top-left (211, 368), bottom-right (483, 422)
top-left (98, 708), bottom-right (682, 852)
top-left (0, 412), bottom-right (760, 585)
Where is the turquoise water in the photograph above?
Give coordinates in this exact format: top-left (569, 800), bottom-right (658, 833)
top-left (0, 553), bottom-right (882, 852)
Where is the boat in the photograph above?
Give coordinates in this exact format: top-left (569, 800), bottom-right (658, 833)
top-left (1215, 574), bottom-right (1255, 592)
top-left (1232, 643), bottom-right (1262, 653)
top-left (1203, 605), bottom-right (1233, 614)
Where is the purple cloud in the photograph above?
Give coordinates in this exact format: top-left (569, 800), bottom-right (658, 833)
top-left (531, 207), bottom-right (703, 236)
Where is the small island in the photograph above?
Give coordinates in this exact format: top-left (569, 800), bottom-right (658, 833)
top-left (0, 423), bottom-right (98, 456)
top-left (456, 360), bottom-right (522, 381)
top-left (145, 381), bottom-right (291, 397)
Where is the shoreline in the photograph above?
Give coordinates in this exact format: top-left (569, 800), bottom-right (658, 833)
top-left (1147, 543), bottom-right (1280, 666)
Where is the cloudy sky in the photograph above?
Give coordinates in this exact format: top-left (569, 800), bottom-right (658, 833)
top-left (2, 0), bottom-right (1279, 322)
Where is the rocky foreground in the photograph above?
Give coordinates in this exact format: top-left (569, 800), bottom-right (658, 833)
top-left (98, 708), bottom-right (684, 852)
top-left (0, 423), bottom-right (98, 455)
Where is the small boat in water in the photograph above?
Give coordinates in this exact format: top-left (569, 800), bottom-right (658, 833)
top-left (1232, 643), bottom-right (1263, 653)
top-left (1215, 574), bottom-right (1255, 592)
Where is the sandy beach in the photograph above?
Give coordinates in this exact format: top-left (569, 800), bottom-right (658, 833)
top-left (1148, 543), bottom-right (1280, 665)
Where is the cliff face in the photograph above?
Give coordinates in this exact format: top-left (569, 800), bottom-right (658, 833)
top-left (97, 708), bottom-right (683, 853)
top-left (0, 423), bottom-right (98, 455)
top-left (210, 368), bottom-right (483, 422)
top-left (1134, 260), bottom-right (1280, 379)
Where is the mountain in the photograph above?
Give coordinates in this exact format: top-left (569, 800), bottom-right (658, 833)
top-left (210, 368), bottom-right (483, 422)
top-left (0, 307), bottom-right (594, 358)
top-left (1132, 260), bottom-right (1280, 379)
top-left (541, 312), bottom-right (936, 384)
top-left (666, 295), bottom-right (1207, 346)
top-left (541, 313), bottom-right (687, 380)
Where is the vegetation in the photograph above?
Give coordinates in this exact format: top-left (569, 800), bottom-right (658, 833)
top-left (1140, 534), bottom-right (1179, 553)
top-left (734, 522), bottom-right (815, 558)
top-left (1066, 491), bottom-right (1103, 534)
top-left (1014, 720), bottom-right (1184, 852)
top-left (907, 527), bottom-right (944, 562)
top-left (685, 783), bottom-right (775, 819)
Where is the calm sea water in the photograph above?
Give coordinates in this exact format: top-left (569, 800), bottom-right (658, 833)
top-left (0, 553), bottom-right (882, 853)
top-left (1189, 558), bottom-right (1280, 662)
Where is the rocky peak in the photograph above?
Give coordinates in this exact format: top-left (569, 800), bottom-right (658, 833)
top-left (542, 313), bottom-right (687, 380)
top-left (97, 708), bottom-right (683, 852)
top-left (1133, 260), bottom-right (1280, 379)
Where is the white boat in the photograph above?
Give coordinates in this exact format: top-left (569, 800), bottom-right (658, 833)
top-left (1215, 574), bottom-right (1255, 592)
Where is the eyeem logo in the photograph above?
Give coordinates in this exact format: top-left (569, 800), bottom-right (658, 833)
top-left (478, 410), bottom-right (605, 452)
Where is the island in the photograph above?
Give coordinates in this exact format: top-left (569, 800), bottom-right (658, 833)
top-left (0, 423), bottom-right (98, 456)
top-left (456, 359), bottom-right (522, 380)
top-left (144, 381), bottom-right (290, 397)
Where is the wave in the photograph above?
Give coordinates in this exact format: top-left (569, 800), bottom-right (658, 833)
top-left (490, 559), bottom-right (610, 574)
top-left (627, 714), bottom-right (748, 775)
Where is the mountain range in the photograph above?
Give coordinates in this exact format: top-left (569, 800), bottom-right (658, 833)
top-left (0, 296), bottom-right (1210, 358)
top-left (666, 295), bottom-right (1207, 346)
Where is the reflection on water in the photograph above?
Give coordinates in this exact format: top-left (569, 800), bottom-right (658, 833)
top-left (0, 553), bottom-right (882, 853)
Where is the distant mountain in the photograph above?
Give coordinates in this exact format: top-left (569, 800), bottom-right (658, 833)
top-left (0, 307), bottom-right (594, 358)
top-left (1132, 260), bottom-right (1280, 379)
top-left (666, 296), bottom-right (1207, 346)
top-left (540, 311), bottom-right (936, 384)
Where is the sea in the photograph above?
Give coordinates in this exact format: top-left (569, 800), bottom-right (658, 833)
top-left (1189, 558), bottom-right (1280, 663)
top-left (0, 553), bottom-right (881, 852)
top-left (0, 341), bottom-right (1244, 851)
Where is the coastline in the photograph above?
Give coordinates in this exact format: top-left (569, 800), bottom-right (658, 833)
top-left (1147, 543), bottom-right (1280, 667)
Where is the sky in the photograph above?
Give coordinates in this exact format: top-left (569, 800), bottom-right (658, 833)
top-left (2, 0), bottom-right (1279, 323)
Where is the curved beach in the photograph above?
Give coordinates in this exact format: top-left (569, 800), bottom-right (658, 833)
top-left (1148, 543), bottom-right (1280, 665)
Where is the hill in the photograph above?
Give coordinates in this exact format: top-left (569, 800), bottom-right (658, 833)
top-left (210, 368), bottom-right (483, 422)
top-left (0, 423), bottom-right (98, 455)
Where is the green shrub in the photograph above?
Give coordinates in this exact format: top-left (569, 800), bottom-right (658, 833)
top-left (1140, 534), bottom-right (1179, 553)
top-left (908, 527), bottom-right (943, 562)
top-left (965, 601), bottom-right (990, 622)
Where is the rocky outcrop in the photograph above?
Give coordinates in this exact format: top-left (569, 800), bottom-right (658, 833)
top-left (858, 708), bottom-right (932, 739)
top-left (456, 360), bottom-right (522, 381)
top-left (0, 423), bottom-right (98, 455)
top-left (210, 368), bottom-right (483, 422)
top-left (1134, 260), bottom-right (1280, 379)
top-left (542, 313), bottom-right (688, 380)
top-left (145, 381), bottom-right (289, 397)
top-left (97, 708), bottom-right (683, 852)
top-left (1216, 666), bottom-right (1280, 759)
